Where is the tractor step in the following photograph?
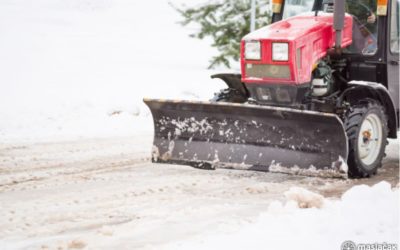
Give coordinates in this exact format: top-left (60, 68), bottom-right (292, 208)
top-left (144, 98), bottom-right (349, 178)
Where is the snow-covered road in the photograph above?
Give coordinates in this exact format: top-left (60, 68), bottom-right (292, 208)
top-left (1, 135), bottom-right (398, 249)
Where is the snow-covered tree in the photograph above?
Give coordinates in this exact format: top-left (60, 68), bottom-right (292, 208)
top-left (172, 0), bottom-right (271, 69)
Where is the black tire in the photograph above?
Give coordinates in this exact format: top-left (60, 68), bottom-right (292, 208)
top-left (344, 99), bottom-right (388, 178)
top-left (210, 88), bottom-right (247, 103)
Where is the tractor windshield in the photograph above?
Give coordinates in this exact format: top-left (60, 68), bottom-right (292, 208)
top-left (282, 0), bottom-right (379, 55)
top-left (283, 0), bottom-right (314, 19)
top-left (344, 0), bottom-right (379, 55)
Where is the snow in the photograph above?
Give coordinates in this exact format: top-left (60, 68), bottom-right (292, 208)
top-left (163, 181), bottom-right (399, 250)
top-left (0, 136), bottom-right (398, 250)
top-left (0, 1), bottom-right (399, 249)
top-left (0, 0), bottom-right (226, 144)
top-left (269, 160), bottom-right (348, 178)
top-left (284, 186), bottom-right (325, 208)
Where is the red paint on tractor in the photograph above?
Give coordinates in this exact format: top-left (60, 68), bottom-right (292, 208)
top-left (241, 13), bottom-right (353, 85)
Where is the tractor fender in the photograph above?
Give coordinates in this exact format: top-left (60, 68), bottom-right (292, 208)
top-left (211, 73), bottom-right (249, 98)
top-left (340, 81), bottom-right (398, 138)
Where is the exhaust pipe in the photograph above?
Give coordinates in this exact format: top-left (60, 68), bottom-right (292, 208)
top-left (333, 0), bottom-right (345, 51)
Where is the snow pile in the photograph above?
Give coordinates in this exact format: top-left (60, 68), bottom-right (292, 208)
top-left (163, 181), bottom-right (399, 250)
top-left (284, 186), bottom-right (325, 208)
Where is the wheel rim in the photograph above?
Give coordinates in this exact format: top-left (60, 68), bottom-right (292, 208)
top-left (357, 113), bottom-right (382, 166)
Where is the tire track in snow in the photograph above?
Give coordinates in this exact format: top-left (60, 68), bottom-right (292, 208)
top-left (0, 137), bottom-right (152, 189)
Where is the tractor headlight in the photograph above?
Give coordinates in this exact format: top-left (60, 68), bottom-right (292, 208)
top-left (272, 42), bottom-right (289, 61)
top-left (245, 41), bottom-right (261, 60)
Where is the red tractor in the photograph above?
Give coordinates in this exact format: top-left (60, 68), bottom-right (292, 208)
top-left (144, 0), bottom-right (399, 178)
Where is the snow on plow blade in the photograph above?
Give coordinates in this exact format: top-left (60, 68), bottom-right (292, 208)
top-left (144, 99), bottom-right (349, 178)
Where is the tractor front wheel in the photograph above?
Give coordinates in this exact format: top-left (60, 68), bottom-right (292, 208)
top-left (344, 100), bottom-right (388, 178)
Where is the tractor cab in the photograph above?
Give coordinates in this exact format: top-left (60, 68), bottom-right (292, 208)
top-left (273, 0), bottom-right (399, 111)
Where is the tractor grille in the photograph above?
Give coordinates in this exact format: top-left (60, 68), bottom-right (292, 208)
top-left (246, 64), bottom-right (291, 79)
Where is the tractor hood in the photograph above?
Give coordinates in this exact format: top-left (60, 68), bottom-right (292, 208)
top-left (243, 12), bottom-right (352, 42)
top-left (240, 12), bottom-right (352, 85)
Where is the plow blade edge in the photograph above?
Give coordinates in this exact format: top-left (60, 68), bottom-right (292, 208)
top-left (144, 99), bottom-right (349, 178)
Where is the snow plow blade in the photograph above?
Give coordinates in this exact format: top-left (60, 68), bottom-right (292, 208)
top-left (144, 99), bottom-right (349, 178)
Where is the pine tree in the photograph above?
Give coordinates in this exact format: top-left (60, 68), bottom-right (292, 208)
top-left (172, 0), bottom-right (271, 69)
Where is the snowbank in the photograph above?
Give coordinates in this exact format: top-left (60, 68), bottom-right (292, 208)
top-left (0, 0), bottom-right (226, 143)
top-left (163, 181), bottom-right (399, 250)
